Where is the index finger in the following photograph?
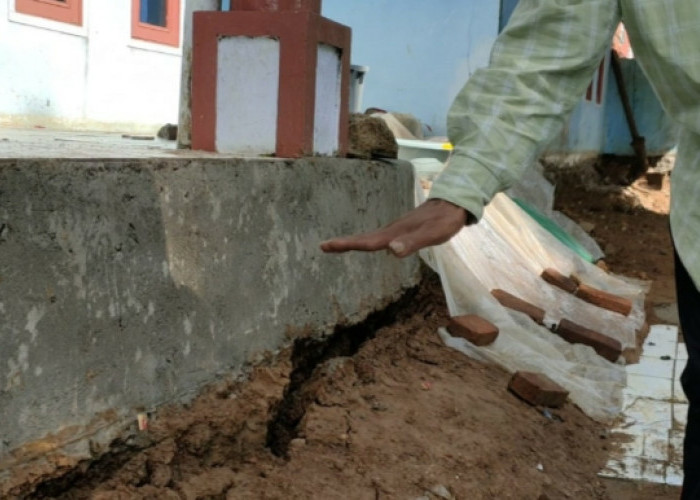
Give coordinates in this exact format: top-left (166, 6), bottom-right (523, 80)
top-left (320, 230), bottom-right (394, 253)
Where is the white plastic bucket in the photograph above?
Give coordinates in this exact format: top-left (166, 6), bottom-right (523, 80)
top-left (396, 138), bottom-right (453, 163)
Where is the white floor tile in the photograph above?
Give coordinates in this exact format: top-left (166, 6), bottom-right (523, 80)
top-left (673, 403), bottom-right (689, 429)
top-left (677, 342), bottom-right (689, 361)
top-left (616, 398), bottom-right (672, 431)
top-left (601, 324), bottom-right (688, 486)
top-left (599, 456), bottom-right (643, 480)
top-left (666, 463), bottom-right (684, 487)
top-left (641, 459), bottom-right (667, 484)
top-left (669, 430), bottom-right (685, 465)
top-left (673, 392), bottom-right (688, 405)
top-left (622, 391), bottom-right (640, 411)
top-left (643, 432), bottom-right (670, 461)
top-left (610, 431), bottom-right (644, 457)
top-left (642, 340), bottom-right (676, 359)
top-left (673, 368), bottom-right (688, 404)
top-left (626, 356), bottom-right (675, 379)
top-left (647, 324), bottom-right (680, 345)
top-left (642, 340), bottom-right (678, 359)
top-left (624, 375), bottom-right (674, 401)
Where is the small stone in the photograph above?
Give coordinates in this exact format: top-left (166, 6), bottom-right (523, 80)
top-left (430, 484), bottom-right (452, 499)
top-left (289, 438), bottom-right (307, 449)
top-left (370, 401), bottom-right (389, 412)
top-left (580, 221), bottom-right (595, 233)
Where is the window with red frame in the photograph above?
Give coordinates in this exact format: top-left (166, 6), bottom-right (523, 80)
top-left (15, 0), bottom-right (83, 25)
top-left (132, 0), bottom-right (181, 47)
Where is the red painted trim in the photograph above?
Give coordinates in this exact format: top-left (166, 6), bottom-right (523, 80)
top-left (595, 58), bottom-right (605, 105)
top-left (191, 11), bottom-right (350, 157)
top-left (15, 0), bottom-right (83, 26)
top-left (131, 0), bottom-right (181, 47)
top-left (277, 12), bottom-right (317, 157)
top-left (232, 0), bottom-right (321, 12)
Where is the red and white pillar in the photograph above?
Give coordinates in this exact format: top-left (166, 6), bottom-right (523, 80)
top-left (190, 0), bottom-right (351, 157)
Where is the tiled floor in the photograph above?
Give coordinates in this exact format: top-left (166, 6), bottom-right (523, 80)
top-left (599, 325), bottom-right (686, 486)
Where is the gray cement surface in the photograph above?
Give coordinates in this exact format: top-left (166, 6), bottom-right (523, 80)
top-left (0, 127), bottom-right (243, 159)
top-left (0, 151), bottom-right (420, 479)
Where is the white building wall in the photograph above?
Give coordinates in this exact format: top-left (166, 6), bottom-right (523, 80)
top-left (0, 0), bottom-right (183, 132)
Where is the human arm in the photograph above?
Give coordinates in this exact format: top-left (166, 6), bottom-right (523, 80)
top-left (322, 0), bottom-right (621, 256)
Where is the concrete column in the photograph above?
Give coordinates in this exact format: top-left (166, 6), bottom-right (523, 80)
top-left (177, 0), bottom-right (219, 149)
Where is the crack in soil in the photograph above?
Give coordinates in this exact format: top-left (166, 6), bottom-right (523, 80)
top-left (15, 284), bottom-right (420, 498)
top-left (265, 285), bottom-right (419, 457)
top-left (25, 436), bottom-right (154, 499)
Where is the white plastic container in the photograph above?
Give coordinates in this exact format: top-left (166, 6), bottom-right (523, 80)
top-left (396, 138), bottom-right (453, 163)
top-left (349, 65), bottom-right (369, 113)
top-left (411, 157), bottom-right (446, 181)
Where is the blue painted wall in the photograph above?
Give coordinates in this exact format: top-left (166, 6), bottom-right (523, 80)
top-left (500, 0), bottom-right (675, 156)
top-left (546, 56), bottom-right (611, 154)
top-left (322, 0), bottom-right (500, 136)
top-left (500, 0), bottom-right (609, 155)
top-left (500, 0), bottom-right (519, 31)
top-left (604, 58), bottom-right (678, 155)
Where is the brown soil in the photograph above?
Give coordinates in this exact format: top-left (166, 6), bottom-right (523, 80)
top-left (551, 164), bottom-right (675, 306)
top-left (7, 162), bottom-right (682, 500)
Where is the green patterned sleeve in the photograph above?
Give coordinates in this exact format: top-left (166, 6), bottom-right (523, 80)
top-left (429, 0), bottom-right (620, 220)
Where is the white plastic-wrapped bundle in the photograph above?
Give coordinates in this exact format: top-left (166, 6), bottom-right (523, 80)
top-left (413, 160), bottom-right (648, 422)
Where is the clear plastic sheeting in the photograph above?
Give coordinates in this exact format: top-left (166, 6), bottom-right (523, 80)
top-left (507, 164), bottom-right (606, 262)
top-left (413, 159), bottom-right (649, 422)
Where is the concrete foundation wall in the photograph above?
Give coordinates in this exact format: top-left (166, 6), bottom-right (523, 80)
top-left (0, 158), bottom-right (420, 477)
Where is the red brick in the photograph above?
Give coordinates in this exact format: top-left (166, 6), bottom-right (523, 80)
top-left (556, 319), bottom-right (623, 362)
top-left (541, 268), bottom-right (578, 294)
top-left (491, 289), bottom-right (546, 324)
top-left (575, 284), bottom-right (633, 316)
top-left (447, 315), bottom-right (499, 346)
top-left (508, 371), bottom-right (569, 408)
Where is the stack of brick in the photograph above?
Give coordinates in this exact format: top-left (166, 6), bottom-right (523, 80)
top-left (488, 267), bottom-right (634, 363)
top-left (540, 268), bottom-right (633, 316)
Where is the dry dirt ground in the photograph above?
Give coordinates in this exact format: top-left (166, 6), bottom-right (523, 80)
top-left (6, 163), bottom-right (682, 499)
